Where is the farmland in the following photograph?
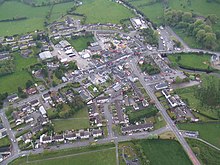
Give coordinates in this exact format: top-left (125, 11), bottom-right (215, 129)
top-left (168, 53), bottom-right (212, 71)
top-left (178, 122), bottom-right (220, 148)
top-left (0, 53), bottom-right (38, 94)
top-left (75, 0), bottom-right (134, 24)
top-left (10, 143), bottom-right (116, 165)
top-left (126, 0), bottom-right (164, 25)
top-left (187, 138), bottom-right (220, 165)
top-left (119, 139), bottom-right (192, 165)
top-left (0, 1), bottom-right (74, 36)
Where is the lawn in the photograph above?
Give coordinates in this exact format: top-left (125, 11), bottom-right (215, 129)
top-left (75, 0), bottom-right (134, 24)
top-left (186, 138), bottom-right (220, 165)
top-left (0, 53), bottom-right (38, 94)
top-left (175, 86), bottom-right (219, 119)
top-left (178, 122), bottom-right (220, 148)
top-left (10, 143), bottom-right (116, 165)
top-left (127, 0), bottom-right (164, 25)
top-left (168, 53), bottom-right (212, 71)
top-left (0, 136), bottom-right (10, 148)
top-left (67, 35), bottom-right (94, 52)
top-left (119, 139), bottom-right (192, 165)
top-left (52, 107), bottom-right (89, 132)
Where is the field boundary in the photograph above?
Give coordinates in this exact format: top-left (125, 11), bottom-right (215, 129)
top-left (196, 138), bottom-right (220, 151)
top-left (26, 147), bottom-right (116, 164)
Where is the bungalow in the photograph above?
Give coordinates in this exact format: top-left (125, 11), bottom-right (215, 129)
top-left (40, 134), bottom-right (52, 144)
top-left (92, 129), bottom-right (102, 138)
top-left (29, 99), bottom-right (40, 107)
top-left (121, 123), bottom-right (153, 135)
top-left (22, 133), bottom-right (32, 144)
top-left (7, 94), bottom-right (19, 102)
top-left (26, 88), bottom-right (37, 95)
top-left (155, 82), bottom-right (168, 91)
top-left (65, 132), bottom-right (77, 141)
top-left (142, 99), bottom-right (149, 107)
top-left (53, 134), bottom-right (64, 142)
top-left (6, 36), bottom-right (14, 42)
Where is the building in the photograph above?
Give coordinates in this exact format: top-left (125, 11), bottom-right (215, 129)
top-left (79, 130), bottom-right (90, 139)
top-left (7, 94), bottom-right (19, 102)
top-left (65, 132), bottom-right (77, 141)
top-left (92, 129), bottom-right (103, 138)
top-left (53, 134), bottom-right (64, 142)
top-left (115, 100), bottom-right (125, 124)
top-left (0, 124), bottom-right (7, 139)
top-left (155, 82), bottom-right (168, 90)
top-left (130, 18), bottom-right (148, 29)
top-left (59, 40), bottom-right (71, 49)
top-left (39, 51), bottom-right (53, 61)
top-left (162, 89), bottom-right (171, 99)
top-left (121, 123), bottom-right (153, 134)
top-left (39, 106), bottom-right (47, 117)
top-left (40, 134), bottom-right (52, 144)
top-left (42, 93), bottom-right (51, 102)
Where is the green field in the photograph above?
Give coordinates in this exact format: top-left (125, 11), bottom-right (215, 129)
top-left (119, 139), bottom-right (192, 165)
top-left (187, 138), bottom-right (220, 165)
top-left (175, 86), bottom-right (219, 119)
top-left (10, 143), bottom-right (116, 165)
top-left (52, 108), bottom-right (89, 132)
top-left (168, 53), bottom-right (212, 71)
top-left (0, 1), bottom-right (74, 36)
top-left (67, 35), bottom-right (94, 52)
top-left (127, 0), bottom-right (164, 25)
top-left (0, 53), bottom-right (38, 94)
top-left (75, 0), bottom-right (134, 24)
top-left (178, 122), bottom-right (220, 148)
top-left (0, 136), bottom-right (10, 148)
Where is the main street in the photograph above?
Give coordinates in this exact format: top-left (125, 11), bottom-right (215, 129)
top-left (129, 58), bottom-right (201, 165)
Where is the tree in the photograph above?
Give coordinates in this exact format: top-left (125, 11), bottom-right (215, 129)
top-left (26, 80), bottom-right (33, 89)
top-left (206, 14), bottom-right (218, 24)
top-left (203, 32), bottom-right (217, 49)
top-left (196, 29), bottom-right (206, 42)
top-left (182, 12), bottom-right (193, 22)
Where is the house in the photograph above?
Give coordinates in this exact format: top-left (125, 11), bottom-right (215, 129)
top-left (0, 124), bottom-right (7, 139)
top-left (22, 133), bottom-right (32, 143)
top-left (39, 51), bottom-right (53, 61)
top-left (92, 129), bottom-right (102, 138)
top-left (12, 112), bottom-right (24, 125)
top-left (40, 134), bottom-right (52, 144)
top-left (59, 40), bottom-right (71, 49)
top-left (6, 36), bottom-right (14, 42)
top-left (65, 132), bottom-right (77, 141)
top-left (20, 104), bottom-right (32, 113)
top-left (7, 94), bottom-right (19, 102)
top-left (24, 116), bottom-right (34, 123)
top-left (162, 89), bottom-right (171, 99)
top-left (29, 99), bottom-right (40, 107)
top-left (155, 82), bottom-right (168, 90)
top-left (0, 146), bottom-right (11, 155)
top-left (167, 97), bottom-right (178, 108)
top-left (142, 99), bottom-right (149, 107)
top-left (115, 100), bottom-right (125, 124)
top-left (42, 93), bottom-right (51, 102)
top-left (0, 154), bottom-right (3, 162)
top-left (79, 130), bottom-right (90, 139)
top-left (31, 125), bottom-right (43, 135)
top-left (53, 134), bottom-right (64, 142)
top-left (96, 96), bottom-right (109, 104)
top-left (26, 87), bottom-right (37, 95)
top-left (121, 123), bottom-right (153, 135)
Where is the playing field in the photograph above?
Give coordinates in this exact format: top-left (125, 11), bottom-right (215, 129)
top-left (52, 107), bottom-right (90, 132)
top-left (10, 144), bottom-right (116, 165)
top-left (75, 0), bottom-right (134, 24)
top-left (0, 53), bottom-right (38, 94)
top-left (168, 53), bottom-right (212, 71)
top-left (178, 122), bottom-right (220, 148)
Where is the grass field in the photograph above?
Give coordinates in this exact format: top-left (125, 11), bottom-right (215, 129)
top-left (67, 35), bottom-right (94, 52)
top-left (119, 139), bottom-right (192, 165)
top-left (178, 122), bottom-right (220, 148)
top-left (0, 136), bottom-right (10, 148)
top-left (187, 138), bottom-right (220, 165)
top-left (127, 0), bottom-right (164, 25)
top-left (175, 86), bottom-right (219, 119)
top-left (0, 1), bottom-right (74, 36)
top-left (75, 0), bottom-right (134, 24)
top-left (0, 53), bottom-right (38, 94)
top-left (10, 143), bottom-right (116, 165)
top-left (52, 107), bottom-right (89, 132)
top-left (168, 53), bottom-right (212, 70)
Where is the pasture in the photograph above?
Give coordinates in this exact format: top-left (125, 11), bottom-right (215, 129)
top-left (0, 53), bottom-right (38, 94)
top-left (75, 0), bottom-right (134, 24)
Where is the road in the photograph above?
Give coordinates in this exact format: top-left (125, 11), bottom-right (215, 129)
top-left (130, 59), bottom-right (201, 165)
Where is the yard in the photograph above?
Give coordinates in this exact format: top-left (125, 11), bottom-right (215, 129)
top-left (175, 86), bottom-right (219, 120)
top-left (0, 53), bottom-right (38, 94)
top-left (178, 122), bottom-right (220, 148)
top-left (10, 143), bottom-right (116, 165)
top-left (52, 107), bottom-right (90, 132)
top-left (0, 136), bottom-right (10, 148)
top-left (75, 0), bottom-right (134, 24)
top-left (186, 138), bottom-right (220, 165)
top-left (168, 53), bottom-right (212, 71)
top-left (67, 35), bottom-right (94, 52)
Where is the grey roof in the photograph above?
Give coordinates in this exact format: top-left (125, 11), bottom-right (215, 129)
top-left (122, 123), bottom-right (153, 132)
